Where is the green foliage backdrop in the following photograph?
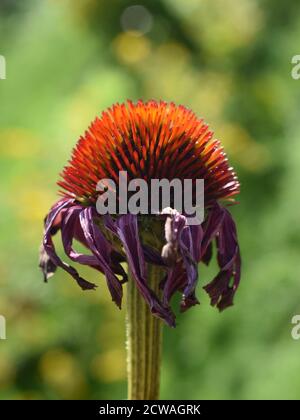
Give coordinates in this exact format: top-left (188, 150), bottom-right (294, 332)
top-left (0, 0), bottom-right (300, 400)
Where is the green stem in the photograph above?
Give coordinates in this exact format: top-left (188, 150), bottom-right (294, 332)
top-left (126, 264), bottom-right (163, 400)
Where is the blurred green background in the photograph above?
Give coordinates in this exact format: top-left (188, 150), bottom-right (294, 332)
top-left (1, 0), bottom-right (300, 400)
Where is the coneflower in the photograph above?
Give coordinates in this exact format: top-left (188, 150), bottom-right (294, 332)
top-left (39, 100), bottom-right (241, 400)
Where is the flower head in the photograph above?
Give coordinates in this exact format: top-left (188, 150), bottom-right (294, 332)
top-left (39, 100), bottom-right (241, 327)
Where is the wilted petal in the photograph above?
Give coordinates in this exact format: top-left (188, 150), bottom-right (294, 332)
top-left (178, 223), bottom-right (203, 310)
top-left (162, 264), bottom-right (199, 312)
top-left (79, 207), bottom-right (123, 308)
top-left (105, 214), bottom-right (166, 267)
top-left (42, 199), bottom-right (97, 291)
top-left (113, 214), bottom-right (175, 327)
top-left (162, 263), bottom-right (184, 304)
top-left (60, 206), bottom-right (127, 285)
top-left (161, 211), bottom-right (202, 312)
top-left (201, 202), bottom-right (225, 260)
top-left (201, 242), bottom-right (213, 265)
top-left (93, 214), bottom-right (128, 282)
top-left (39, 199), bottom-right (72, 281)
top-left (142, 244), bottom-right (167, 266)
top-left (61, 206), bottom-right (100, 267)
top-left (110, 250), bottom-right (127, 283)
top-left (39, 244), bottom-right (57, 281)
top-left (204, 207), bottom-right (241, 310)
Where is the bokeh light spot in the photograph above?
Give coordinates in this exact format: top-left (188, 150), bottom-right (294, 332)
top-left (113, 32), bottom-right (151, 64)
top-left (120, 5), bottom-right (153, 36)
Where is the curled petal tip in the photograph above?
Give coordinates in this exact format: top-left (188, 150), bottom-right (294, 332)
top-left (39, 244), bottom-right (57, 282)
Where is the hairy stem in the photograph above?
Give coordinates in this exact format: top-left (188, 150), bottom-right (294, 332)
top-left (126, 264), bottom-right (163, 400)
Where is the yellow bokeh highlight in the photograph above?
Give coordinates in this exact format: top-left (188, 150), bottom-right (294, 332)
top-left (16, 188), bottom-right (55, 224)
top-left (113, 32), bottom-right (151, 65)
top-left (0, 128), bottom-right (41, 159)
top-left (217, 123), bottom-right (271, 172)
top-left (39, 349), bottom-right (87, 398)
top-left (91, 349), bottom-right (126, 383)
top-left (0, 354), bottom-right (16, 390)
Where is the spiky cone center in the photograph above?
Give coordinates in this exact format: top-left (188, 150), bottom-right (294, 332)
top-left (58, 100), bottom-right (239, 208)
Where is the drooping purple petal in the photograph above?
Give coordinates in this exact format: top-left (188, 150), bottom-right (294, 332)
top-left (142, 244), bottom-right (167, 267)
top-left (110, 250), bottom-right (127, 284)
top-left (201, 242), bottom-right (213, 265)
top-left (161, 210), bottom-right (202, 312)
top-left (79, 207), bottom-right (123, 308)
top-left (162, 263), bottom-right (185, 305)
top-left (61, 205), bottom-right (101, 268)
top-left (95, 215), bottom-right (128, 282)
top-left (41, 199), bottom-right (97, 291)
top-left (39, 243), bottom-right (57, 282)
top-left (201, 202), bottom-right (225, 261)
top-left (113, 214), bottom-right (175, 327)
top-left (39, 199), bottom-right (73, 281)
top-left (103, 214), bottom-right (118, 236)
top-left (105, 214), bottom-right (166, 267)
top-left (62, 210), bottom-right (127, 284)
top-left (178, 223), bottom-right (203, 311)
top-left (204, 206), bottom-right (241, 310)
